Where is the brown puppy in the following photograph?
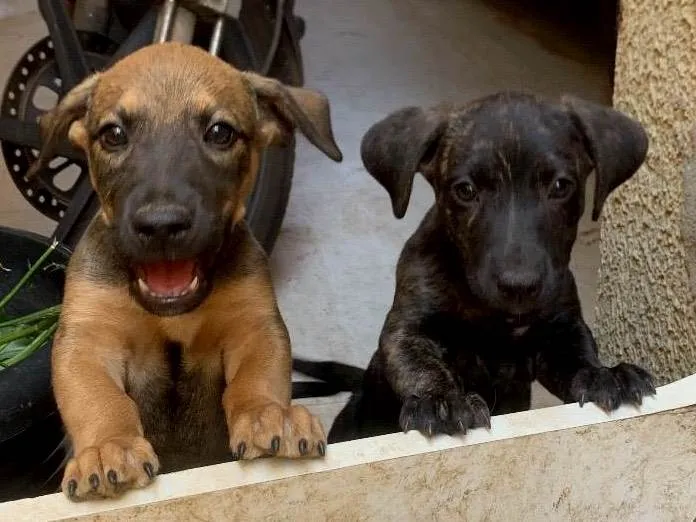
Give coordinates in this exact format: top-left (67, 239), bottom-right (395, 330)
top-left (31, 42), bottom-right (343, 501)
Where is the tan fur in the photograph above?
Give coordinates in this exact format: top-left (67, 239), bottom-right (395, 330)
top-left (44, 42), bottom-right (340, 501)
top-left (232, 147), bottom-right (261, 224)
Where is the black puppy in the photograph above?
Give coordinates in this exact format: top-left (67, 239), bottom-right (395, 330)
top-left (298, 92), bottom-right (655, 443)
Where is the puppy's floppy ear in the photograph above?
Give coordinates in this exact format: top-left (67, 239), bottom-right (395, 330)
top-left (27, 72), bottom-right (100, 179)
top-left (242, 72), bottom-right (343, 162)
top-left (360, 106), bottom-right (448, 219)
top-left (562, 95), bottom-right (649, 221)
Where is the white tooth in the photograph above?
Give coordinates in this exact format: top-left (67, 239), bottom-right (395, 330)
top-left (138, 278), bottom-right (151, 295)
top-left (137, 276), bottom-right (198, 299)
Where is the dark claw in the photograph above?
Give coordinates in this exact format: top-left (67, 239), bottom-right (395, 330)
top-left (642, 375), bottom-right (657, 396)
top-left (270, 436), bottom-right (281, 455)
top-left (318, 441), bottom-right (326, 457)
top-left (237, 442), bottom-right (247, 459)
top-left (298, 438), bottom-right (308, 455)
top-left (468, 395), bottom-right (491, 429)
top-left (143, 462), bottom-right (155, 479)
top-left (611, 394), bottom-right (621, 410)
top-left (89, 473), bottom-right (99, 491)
top-left (230, 451), bottom-right (239, 461)
top-left (575, 364), bottom-right (656, 412)
top-left (631, 390), bottom-right (644, 406)
top-left (400, 393), bottom-right (491, 437)
top-left (67, 479), bottom-right (77, 498)
top-left (107, 469), bottom-right (118, 485)
top-left (436, 400), bottom-right (449, 421)
top-left (399, 396), bottom-right (418, 433)
top-left (600, 394), bottom-right (620, 412)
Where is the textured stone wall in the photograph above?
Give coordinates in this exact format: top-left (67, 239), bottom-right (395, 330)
top-left (596, 0), bottom-right (696, 384)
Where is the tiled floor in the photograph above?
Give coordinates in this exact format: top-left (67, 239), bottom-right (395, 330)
top-left (0, 1), bottom-right (613, 430)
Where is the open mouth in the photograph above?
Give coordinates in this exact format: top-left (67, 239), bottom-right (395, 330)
top-left (136, 259), bottom-right (200, 299)
top-left (132, 259), bottom-right (208, 315)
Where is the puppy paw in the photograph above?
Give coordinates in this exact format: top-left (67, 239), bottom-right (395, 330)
top-left (399, 392), bottom-right (490, 437)
top-left (62, 436), bottom-right (159, 501)
top-left (571, 363), bottom-right (656, 412)
top-left (227, 403), bottom-right (327, 460)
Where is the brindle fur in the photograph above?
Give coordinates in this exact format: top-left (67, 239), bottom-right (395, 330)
top-left (310, 92), bottom-right (657, 443)
top-left (37, 42), bottom-right (342, 500)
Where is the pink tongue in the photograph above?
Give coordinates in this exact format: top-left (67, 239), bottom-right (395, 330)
top-left (141, 260), bottom-right (196, 296)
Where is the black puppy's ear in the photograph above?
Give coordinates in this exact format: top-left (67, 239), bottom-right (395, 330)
top-left (27, 72), bottom-right (100, 179)
top-left (242, 72), bottom-right (343, 162)
top-left (562, 96), bottom-right (649, 221)
top-left (360, 106), bottom-right (449, 219)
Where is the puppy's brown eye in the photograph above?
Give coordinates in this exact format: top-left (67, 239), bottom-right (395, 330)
top-left (453, 182), bottom-right (477, 204)
top-left (99, 124), bottom-right (128, 150)
top-left (204, 122), bottom-right (237, 148)
top-left (549, 178), bottom-right (575, 200)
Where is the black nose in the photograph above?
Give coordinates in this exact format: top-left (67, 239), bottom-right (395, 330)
top-left (131, 204), bottom-right (193, 240)
top-left (496, 269), bottom-right (543, 300)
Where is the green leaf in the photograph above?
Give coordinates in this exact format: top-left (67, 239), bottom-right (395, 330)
top-left (0, 304), bottom-right (61, 329)
top-left (0, 318), bottom-right (56, 350)
top-left (0, 242), bottom-right (64, 370)
top-left (0, 321), bottom-right (58, 369)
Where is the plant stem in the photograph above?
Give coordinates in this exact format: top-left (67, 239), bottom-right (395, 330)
top-left (0, 304), bottom-right (62, 329)
top-left (0, 240), bottom-right (58, 311)
top-left (0, 320), bottom-right (58, 368)
top-left (0, 318), bottom-right (56, 351)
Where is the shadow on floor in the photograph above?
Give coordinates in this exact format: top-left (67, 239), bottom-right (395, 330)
top-left (484, 0), bottom-right (618, 92)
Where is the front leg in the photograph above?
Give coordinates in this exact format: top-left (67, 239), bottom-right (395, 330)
top-left (222, 319), bottom-right (326, 460)
top-left (534, 312), bottom-right (656, 411)
top-left (380, 318), bottom-right (491, 437)
top-left (53, 323), bottom-right (159, 501)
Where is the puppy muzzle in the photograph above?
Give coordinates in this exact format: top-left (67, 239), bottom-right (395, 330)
top-left (471, 261), bottom-right (556, 317)
top-left (117, 201), bottom-right (225, 316)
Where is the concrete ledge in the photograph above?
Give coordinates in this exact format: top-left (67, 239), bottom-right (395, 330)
top-left (1, 374), bottom-right (695, 521)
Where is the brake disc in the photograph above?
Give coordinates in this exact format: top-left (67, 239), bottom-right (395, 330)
top-left (1, 32), bottom-right (117, 221)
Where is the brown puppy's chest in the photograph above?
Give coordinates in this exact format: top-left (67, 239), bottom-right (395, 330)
top-left (124, 340), bottom-right (230, 473)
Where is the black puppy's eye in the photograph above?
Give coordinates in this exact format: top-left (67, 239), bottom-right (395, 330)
top-left (204, 122), bottom-right (237, 148)
top-left (548, 178), bottom-right (575, 200)
top-left (453, 181), bottom-right (478, 204)
top-left (99, 124), bottom-right (128, 150)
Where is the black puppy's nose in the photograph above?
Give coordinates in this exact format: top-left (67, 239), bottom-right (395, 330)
top-left (132, 204), bottom-right (192, 240)
top-left (496, 270), bottom-right (542, 300)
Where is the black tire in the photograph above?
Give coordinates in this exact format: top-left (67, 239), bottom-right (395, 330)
top-left (0, 226), bottom-right (71, 502)
top-left (245, 144), bottom-right (296, 254)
